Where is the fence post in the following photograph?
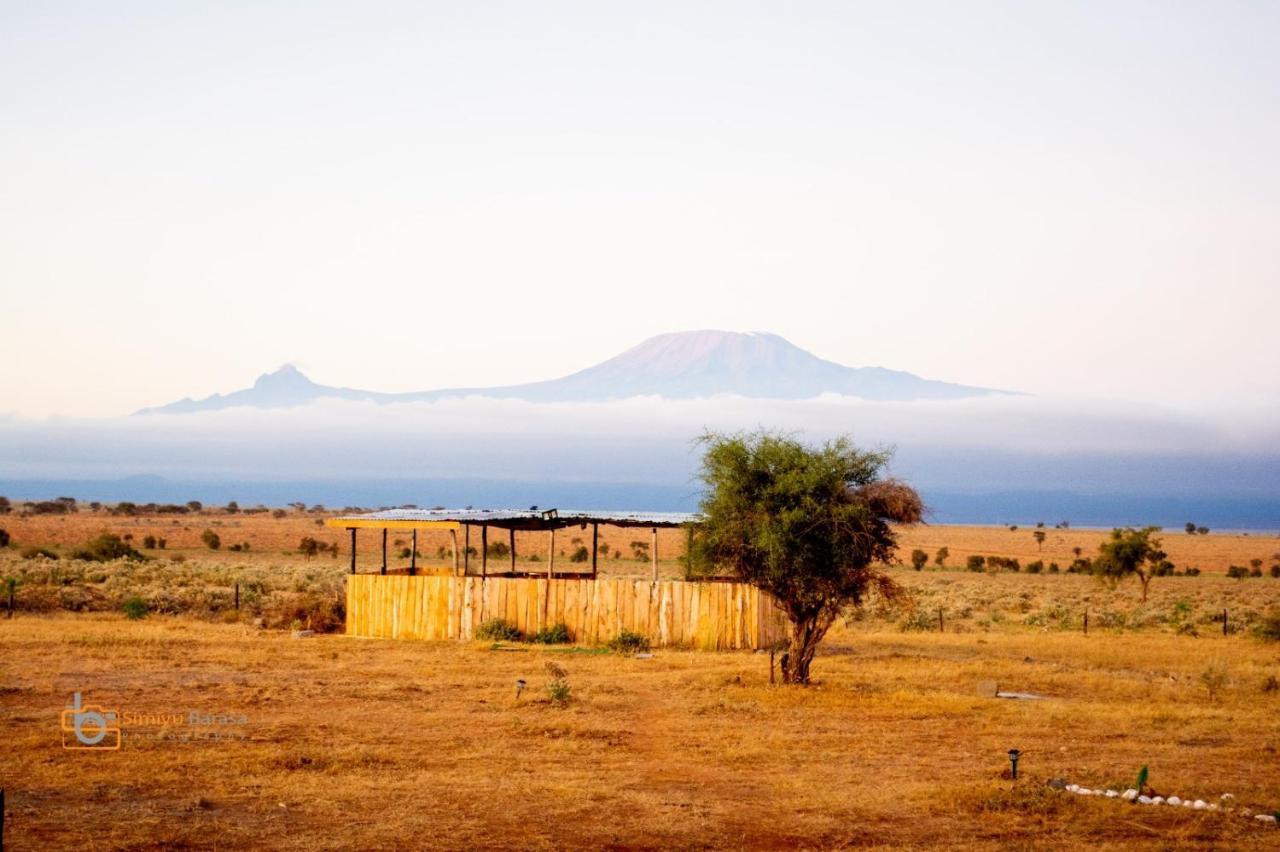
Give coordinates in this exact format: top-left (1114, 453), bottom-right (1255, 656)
top-left (1223, 608), bottom-right (1228, 636)
top-left (234, 583), bottom-right (240, 611)
top-left (1083, 609), bottom-right (1088, 635)
top-left (938, 608), bottom-right (944, 633)
top-left (6, 582), bottom-right (13, 619)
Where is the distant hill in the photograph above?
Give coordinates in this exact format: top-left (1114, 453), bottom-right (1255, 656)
top-left (136, 330), bottom-right (1010, 414)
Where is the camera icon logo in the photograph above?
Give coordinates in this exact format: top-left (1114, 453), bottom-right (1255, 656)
top-left (61, 691), bottom-right (121, 750)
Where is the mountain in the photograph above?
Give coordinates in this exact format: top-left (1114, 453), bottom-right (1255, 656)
top-left (136, 331), bottom-right (1009, 414)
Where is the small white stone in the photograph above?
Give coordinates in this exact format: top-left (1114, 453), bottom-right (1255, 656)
top-left (1067, 784), bottom-right (1080, 793)
top-left (1138, 795), bottom-right (1153, 804)
top-left (1182, 800), bottom-right (1194, 808)
top-left (1208, 804), bottom-right (1220, 811)
top-left (1167, 796), bottom-right (1182, 806)
top-left (1105, 790), bottom-right (1119, 798)
top-left (1121, 789), bottom-right (1138, 801)
top-left (1152, 796), bottom-right (1165, 805)
top-left (1193, 800), bottom-right (1207, 810)
top-left (1254, 814), bottom-right (1277, 824)
top-left (1221, 793), bottom-right (1235, 801)
top-left (1077, 787), bottom-right (1093, 796)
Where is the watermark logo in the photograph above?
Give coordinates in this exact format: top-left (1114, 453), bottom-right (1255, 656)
top-left (60, 692), bottom-right (121, 750)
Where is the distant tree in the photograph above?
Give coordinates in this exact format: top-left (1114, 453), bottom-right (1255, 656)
top-left (910, 549), bottom-right (928, 571)
top-left (201, 529), bottom-right (221, 550)
top-left (934, 546), bottom-right (949, 568)
top-left (629, 540), bottom-right (650, 561)
top-left (1033, 530), bottom-right (1046, 551)
top-left (224, 501), bottom-right (240, 515)
top-left (299, 537), bottom-right (321, 559)
top-left (71, 534), bottom-right (144, 562)
top-left (1008, 524), bottom-right (1018, 532)
top-left (1094, 526), bottom-right (1166, 602)
top-left (1197, 526), bottom-right (1209, 535)
top-left (0, 496), bottom-right (10, 514)
top-left (1185, 522), bottom-right (1197, 535)
top-left (186, 500), bottom-right (203, 513)
top-left (1035, 521), bottom-right (1045, 529)
top-left (142, 535), bottom-right (157, 549)
top-left (88, 501), bottom-right (102, 511)
top-left (271, 509), bottom-right (287, 519)
top-left (691, 431), bottom-right (921, 684)
top-left (1072, 546), bottom-right (1083, 559)
top-left (967, 555), bottom-right (985, 572)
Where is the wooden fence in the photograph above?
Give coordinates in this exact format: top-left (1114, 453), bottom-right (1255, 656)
top-left (345, 574), bottom-right (789, 651)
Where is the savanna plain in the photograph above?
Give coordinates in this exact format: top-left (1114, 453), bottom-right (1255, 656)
top-left (2, 509), bottom-right (1280, 849)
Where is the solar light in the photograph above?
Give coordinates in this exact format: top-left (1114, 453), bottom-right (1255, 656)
top-left (1008, 748), bottom-right (1022, 779)
top-left (514, 679), bottom-right (527, 700)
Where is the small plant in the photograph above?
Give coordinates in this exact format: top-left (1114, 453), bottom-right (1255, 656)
top-left (934, 546), bottom-right (949, 568)
top-left (71, 534), bottom-right (144, 562)
top-left (201, 529), bottom-right (221, 550)
top-left (909, 549), bottom-right (928, 571)
top-left (607, 628), bottom-right (651, 654)
top-left (142, 535), bottom-right (157, 549)
top-left (0, 528), bottom-right (9, 547)
top-left (122, 596), bottom-right (149, 620)
top-left (21, 546), bottom-right (58, 560)
top-left (1261, 675), bottom-right (1279, 693)
top-left (1226, 565), bottom-right (1249, 580)
top-left (966, 555), bottom-right (985, 572)
top-left (1199, 664), bottom-right (1229, 702)
top-left (530, 622), bottom-right (571, 644)
top-left (569, 545), bottom-right (590, 563)
top-left (476, 619), bottom-right (522, 641)
top-left (544, 660), bottom-right (571, 706)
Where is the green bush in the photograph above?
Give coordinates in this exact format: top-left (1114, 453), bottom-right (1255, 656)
top-left (530, 622), bottom-right (571, 644)
top-left (1256, 609), bottom-right (1280, 642)
top-left (21, 546), bottom-right (58, 560)
top-left (1227, 565), bottom-right (1249, 580)
top-left (71, 534), bottom-right (144, 562)
top-left (201, 529), bottom-right (221, 550)
top-left (569, 545), bottom-right (590, 563)
top-left (607, 628), bottom-right (651, 654)
top-left (475, 618), bottom-right (522, 641)
top-left (122, 596), bottom-right (149, 620)
top-left (910, 549), bottom-right (928, 571)
top-left (142, 535), bottom-right (157, 549)
top-left (966, 555), bottom-right (985, 572)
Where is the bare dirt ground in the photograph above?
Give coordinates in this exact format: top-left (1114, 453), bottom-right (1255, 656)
top-left (2, 612), bottom-right (1278, 850)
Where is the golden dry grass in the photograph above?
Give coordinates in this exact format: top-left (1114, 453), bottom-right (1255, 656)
top-left (3, 604), bottom-right (1280, 849)
top-left (4, 511), bottom-right (1277, 576)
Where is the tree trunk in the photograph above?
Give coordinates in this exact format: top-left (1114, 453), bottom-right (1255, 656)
top-left (1139, 573), bottom-right (1151, 602)
top-left (780, 613), bottom-right (834, 685)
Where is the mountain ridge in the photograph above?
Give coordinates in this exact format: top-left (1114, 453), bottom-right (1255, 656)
top-left (136, 330), bottom-right (1012, 414)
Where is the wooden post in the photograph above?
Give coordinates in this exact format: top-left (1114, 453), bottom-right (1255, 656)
top-left (464, 525), bottom-right (470, 575)
top-left (1223, 608), bottom-right (1228, 636)
top-left (349, 528), bottom-right (357, 574)
top-left (410, 529), bottom-right (417, 575)
top-left (481, 525), bottom-right (488, 576)
top-left (381, 528), bottom-right (387, 575)
top-left (451, 528), bottom-right (459, 576)
top-left (548, 528), bottom-right (555, 580)
top-left (509, 528), bottom-right (516, 576)
top-left (938, 608), bottom-right (944, 633)
top-left (235, 583), bottom-right (240, 611)
top-left (651, 526), bottom-right (658, 581)
top-left (6, 582), bottom-right (14, 618)
top-left (591, 522), bottom-right (599, 578)
top-left (685, 525), bottom-right (694, 578)
top-left (1083, 609), bottom-right (1088, 635)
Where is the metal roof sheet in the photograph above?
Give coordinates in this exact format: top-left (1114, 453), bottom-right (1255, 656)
top-left (327, 508), bottom-right (696, 528)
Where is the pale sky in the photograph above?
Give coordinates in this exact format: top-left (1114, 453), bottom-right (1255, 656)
top-left (2, 1), bottom-right (1277, 417)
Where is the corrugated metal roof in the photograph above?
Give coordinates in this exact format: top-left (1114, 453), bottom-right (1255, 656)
top-left (327, 508), bottom-right (696, 528)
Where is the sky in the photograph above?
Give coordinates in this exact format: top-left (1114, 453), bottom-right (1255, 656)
top-left (2, 1), bottom-right (1278, 417)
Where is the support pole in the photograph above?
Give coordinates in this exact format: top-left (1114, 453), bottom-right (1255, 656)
top-left (381, 528), bottom-right (387, 575)
top-left (651, 526), bottom-right (658, 581)
top-left (591, 522), bottom-right (599, 578)
top-left (509, 528), bottom-right (516, 576)
top-left (410, 529), bottom-right (417, 576)
top-left (548, 528), bottom-right (555, 580)
top-left (686, 525), bottom-right (694, 578)
top-left (349, 528), bottom-right (357, 574)
top-left (451, 528), bottom-right (459, 576)
top-left (464, 525), bottom-right (470, 575)
top-left (481, 525), bottom-right (488, 576)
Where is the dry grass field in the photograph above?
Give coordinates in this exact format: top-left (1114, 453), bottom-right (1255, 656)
top-left (2, 607), bottom-right (1279, 850)
top-left (3, 509), bottom-right (1280, 848)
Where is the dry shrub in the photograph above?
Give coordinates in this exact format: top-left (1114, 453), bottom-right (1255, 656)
top-left (261, 591), bottom-right (345, 632)
top-left (855, 479), bottom-right (925, 524)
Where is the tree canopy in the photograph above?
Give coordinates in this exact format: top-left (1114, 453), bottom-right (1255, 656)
top-left (692, 431), bottom-right (922, 684)
top-left (1093, 526), bottom-right (1168, 601)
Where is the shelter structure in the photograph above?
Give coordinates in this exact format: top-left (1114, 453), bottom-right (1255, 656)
top-left (325, 507), bottom-right (789, 650)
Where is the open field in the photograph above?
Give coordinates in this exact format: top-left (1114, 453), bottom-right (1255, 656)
top-left (3, 510), bottom-right (1278, 576)
top-left (3, 610), bottom-right (1280, 849)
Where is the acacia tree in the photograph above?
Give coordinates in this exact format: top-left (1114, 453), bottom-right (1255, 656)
top-left (692, 431), bottom-right (922, 685)
top-left (1094, 526), bottom-right (1167, 602)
